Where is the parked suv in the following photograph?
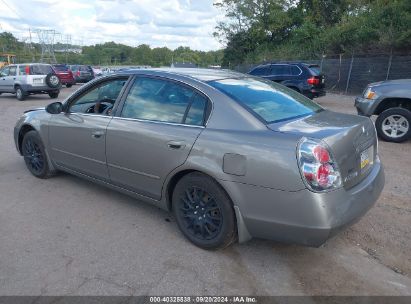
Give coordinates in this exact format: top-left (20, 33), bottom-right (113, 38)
top-left (248, 63), bottom-right (326, 99)
top-left (52, 64), bottom-right (75, 88)
top-left (0, 63), bottom-right (61, 100)
top-left (355, 79), bottom-right (411, 143)
top-left (68, 65), bottom-right (94, 83)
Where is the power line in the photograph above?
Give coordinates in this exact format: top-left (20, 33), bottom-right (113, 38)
top-left (0, 0), bottom-right (25, 20)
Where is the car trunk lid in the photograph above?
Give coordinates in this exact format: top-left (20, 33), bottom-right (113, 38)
top-left (268, 110), bottom-right (377, 189)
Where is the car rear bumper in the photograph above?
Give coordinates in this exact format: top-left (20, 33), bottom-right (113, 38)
top-left (20, 84), bottom-right (60, 93)
top-left (221, 157), bottom-right (384, 246)
top-left (302, 88), bottom-right (326, 98)
top-left (59, 78), bottom-right (76, 85)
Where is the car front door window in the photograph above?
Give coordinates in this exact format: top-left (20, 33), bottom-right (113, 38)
top-left (68, 78), bottom-right (128, 115)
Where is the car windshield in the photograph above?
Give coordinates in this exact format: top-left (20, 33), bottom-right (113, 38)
top-left (209, 77), bottom-right (323, 124)
top-left (30, 64), bottom-right (53, 75)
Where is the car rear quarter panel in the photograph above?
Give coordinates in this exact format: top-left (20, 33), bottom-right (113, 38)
top-left (179, 128), bottom-right (305, 192)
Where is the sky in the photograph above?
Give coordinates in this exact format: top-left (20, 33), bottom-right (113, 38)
top-left (0, 0), bottom-right (225, 51)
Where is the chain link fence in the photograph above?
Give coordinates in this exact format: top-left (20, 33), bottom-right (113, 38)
top-left (234, 54), bottom-right (411, 95)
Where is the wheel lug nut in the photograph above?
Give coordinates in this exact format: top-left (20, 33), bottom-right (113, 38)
top-left (194, 211), bottom-right (197, 214)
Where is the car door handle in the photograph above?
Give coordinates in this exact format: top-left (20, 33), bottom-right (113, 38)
top-left (167, 141), bottom-right (185, 150)
top-left (91, 130), bottom-right (105, 138)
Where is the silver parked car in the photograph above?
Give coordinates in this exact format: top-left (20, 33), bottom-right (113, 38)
top-left (14, 69), bottom-right (384, 249)
top-left (0, 63), bottom-right (61, 100)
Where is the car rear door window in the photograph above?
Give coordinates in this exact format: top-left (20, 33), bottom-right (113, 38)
top-left (121, 77), bottom-right (201, 125)
top-left (19, 66), bottom-right (27, 75)
top-left (271, 65), bottom-right (292, 76)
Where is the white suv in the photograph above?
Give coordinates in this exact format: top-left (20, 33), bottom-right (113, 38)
top-left (0, 63), bottom-right (61, 101)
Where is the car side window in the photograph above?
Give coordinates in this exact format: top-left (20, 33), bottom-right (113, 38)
top-left (19, 66), bottom-right (27, 75)
top-left (121, 77), bottom-right (200, 124)
top-left (68, 78), bottom-right (128, 115)
top-left (291, 66), bottom-right (301, 76)
top-left (251, 66), bottom-right (268, 76)
top-left (184, 94), bottom-right (207, 126)
top-left (9, 66), bottom-right (17, 76)
top-left (271, 65), bottom-right (291, 76)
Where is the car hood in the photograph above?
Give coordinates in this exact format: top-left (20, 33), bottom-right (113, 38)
top-left (24, 107), bottom-right (45, 114)
top-left (268, 110), bottom-right (377, 189)
top-left (368, 79), bottom-right (411, 87)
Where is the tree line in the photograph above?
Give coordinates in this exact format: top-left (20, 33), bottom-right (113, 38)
top-left (2, 0), bottom-right (410, 68)
top-left (0, 32), bottom-right (223, 67)
top-left (214, 0), bottom-right (411, 66)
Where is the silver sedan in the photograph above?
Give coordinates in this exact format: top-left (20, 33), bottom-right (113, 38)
top-left (14, 69), bottom-right (384, 249)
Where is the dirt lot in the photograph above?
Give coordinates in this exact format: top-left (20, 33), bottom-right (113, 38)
top-left (0, 86), bottom-right (410, 296)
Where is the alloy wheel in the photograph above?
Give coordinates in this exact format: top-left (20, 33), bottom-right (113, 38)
top-left (179, 186), bottom-right (223, 241)
top-left (23, 138), bottom-right (45, 175)
top-left (382, 114), bottom-right (409, 139)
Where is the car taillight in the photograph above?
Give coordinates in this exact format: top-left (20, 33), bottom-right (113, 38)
top-left (307, 77), bottom-right (320, 85)
top-left (25, 66), bottom-right (30, 75)
top-left (297, 137), bottom-right (341, 192)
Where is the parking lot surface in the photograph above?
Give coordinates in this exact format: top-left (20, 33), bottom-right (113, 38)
top-left (0, 85), bottom-right (410, 295)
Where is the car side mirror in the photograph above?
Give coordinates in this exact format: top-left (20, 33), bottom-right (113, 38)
top-left (46, 101), bottom-right (63, 114)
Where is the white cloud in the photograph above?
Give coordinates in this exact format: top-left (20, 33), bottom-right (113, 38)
top-left (0, 0), bottom-right (224, 50)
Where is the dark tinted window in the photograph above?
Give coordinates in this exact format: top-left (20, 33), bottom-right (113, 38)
top-left (9, 66), bottom-right (17, 76)
top-left (121, 77), bottom-right (196, 124)
top-left (30, 64), bottom-right (53, 75)
top-left (209, 78), bottom-right (322, 123)
top-left (308, 65), bottom-right (321, 75)
top-left (185, 94), bottom-right (207, 126)
top-left (69, 66), bottom-right (79, 71)
top-left (250, 66), bottom-right (269, 76)
top-left (291, 65), bottom-right (301, 76)
top-left (270, 65), bottom-right (291, 76)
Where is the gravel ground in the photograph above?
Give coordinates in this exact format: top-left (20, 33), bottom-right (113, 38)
top-left (0, 86), bottom-right (410, 296)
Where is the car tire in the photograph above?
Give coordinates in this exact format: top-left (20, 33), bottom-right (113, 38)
top-left (49, 92), bottom-right (59, 99)
top-left (172, 172), bottom-right (237, 250)
top-left (375, 108), bottom-right (411, 143)
top-left (15, 86), bottom-right (26, 101)
top-left (22, 130), bottom-right (55, 179)
top-left (66, 84), bottom-right (72, 88)
top-left (46, 73), bottom-right (61, 88)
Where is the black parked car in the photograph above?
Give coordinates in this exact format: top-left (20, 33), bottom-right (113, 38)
top-left (248, 63), bottom-right (326, 99)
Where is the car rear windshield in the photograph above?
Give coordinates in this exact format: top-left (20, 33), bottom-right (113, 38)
top-left (209, 77), bottom-right (323, 124)
top-left (307, 65), bottom-right (321, 75)
top-left (30, 64), bottom-right (53, 75)
top-left (53, 65), bottom-right (69, 72)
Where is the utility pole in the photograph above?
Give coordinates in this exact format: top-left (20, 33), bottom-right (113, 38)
top-left (33, 29), bottom-right (58, 64)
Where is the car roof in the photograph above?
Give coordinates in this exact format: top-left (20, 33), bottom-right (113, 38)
top-left (114, 68), bottom-right (246, 82)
